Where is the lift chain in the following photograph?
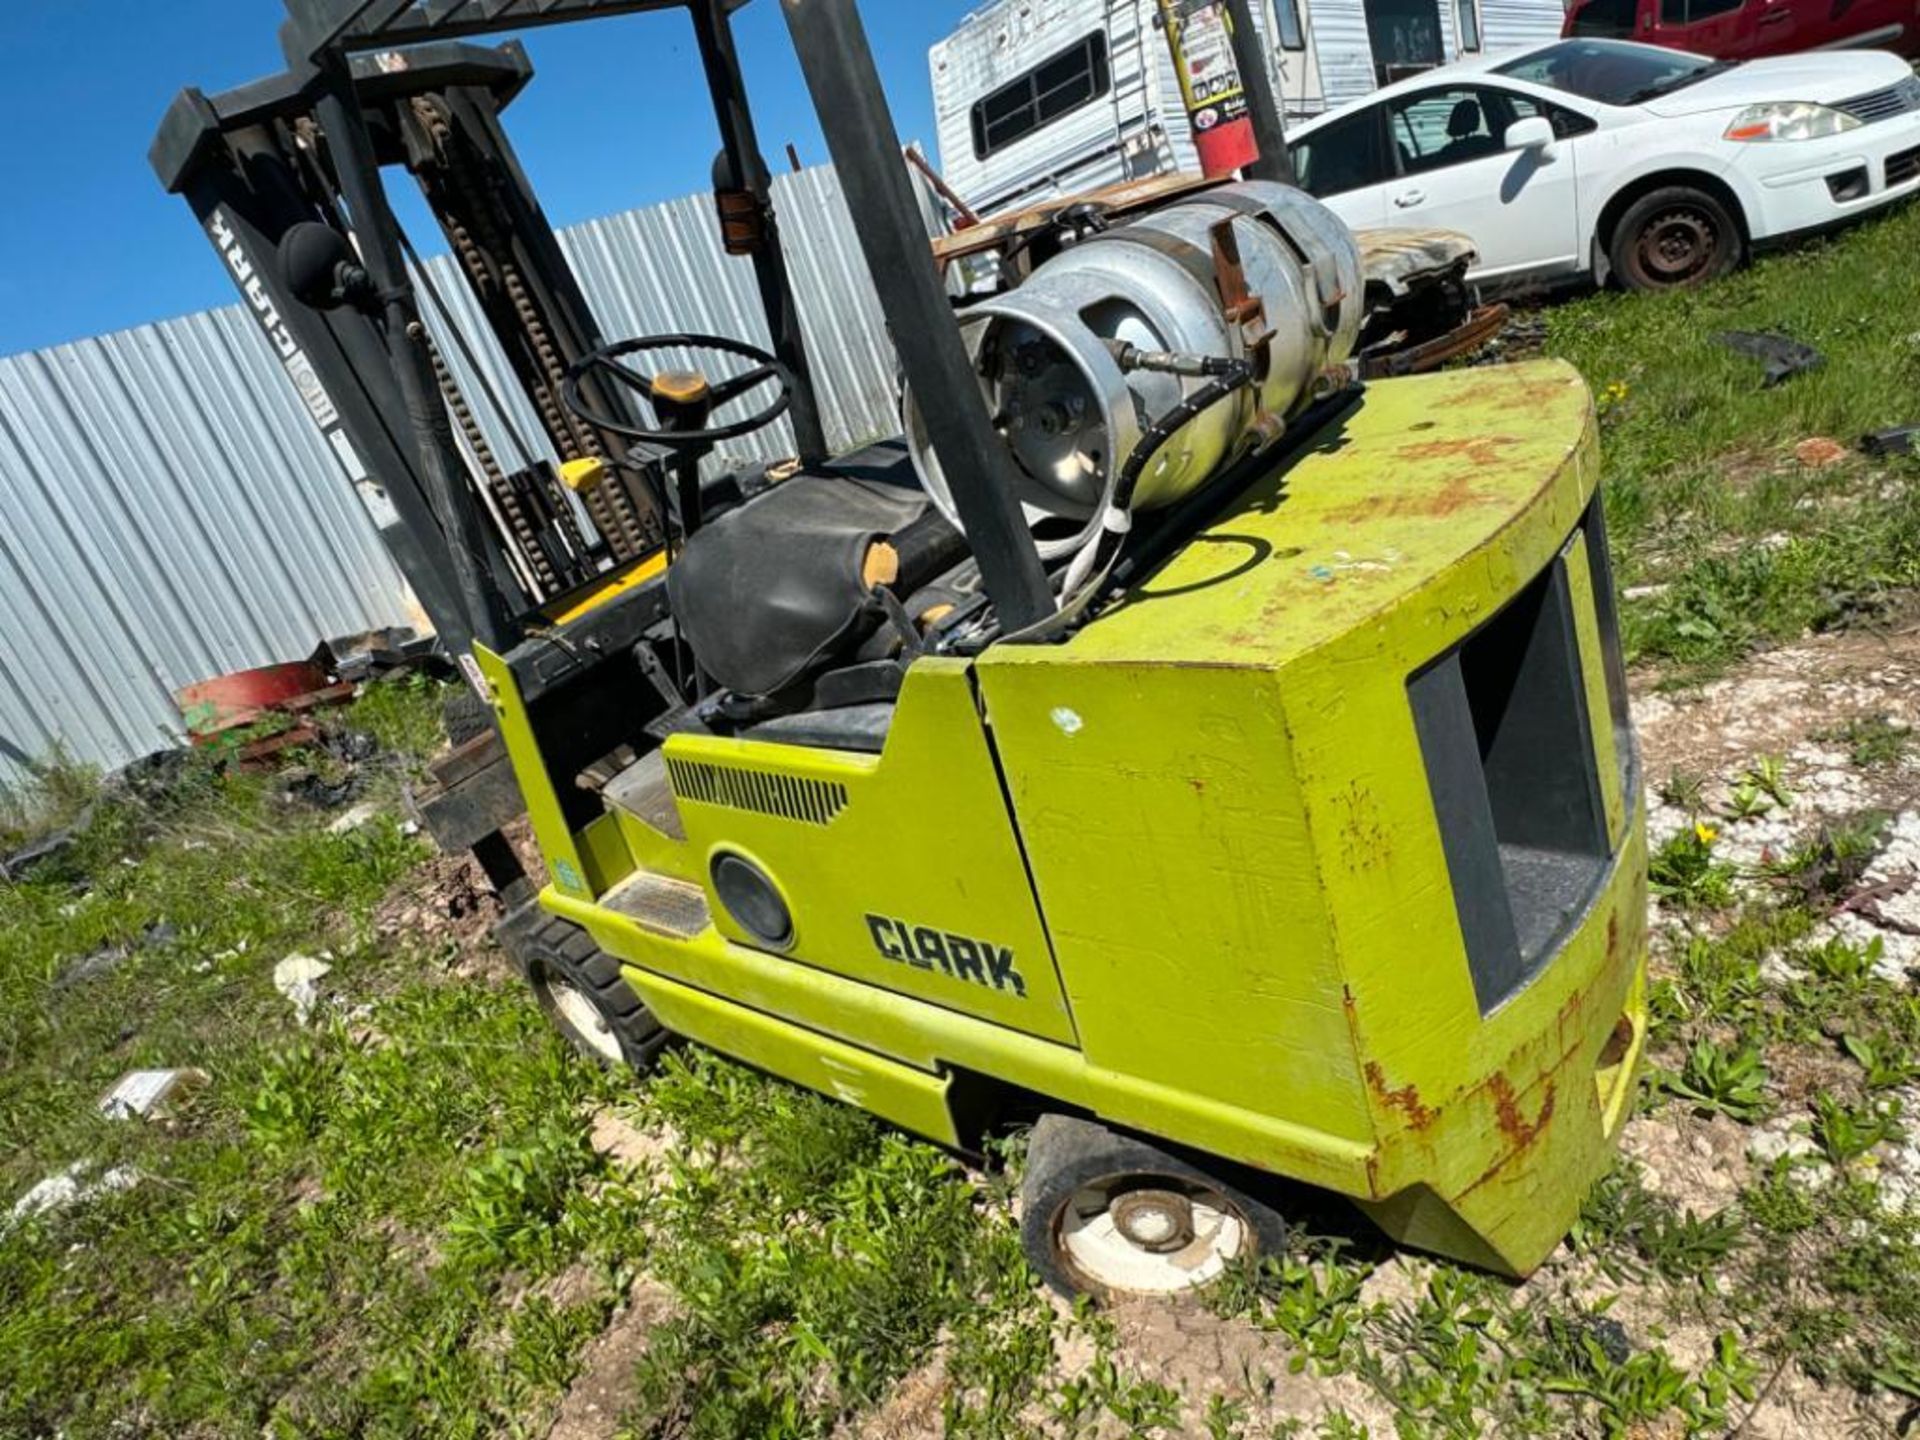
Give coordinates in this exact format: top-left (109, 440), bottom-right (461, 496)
top-left (411, 97), bottom-right (659, 561)
top-left (420, 325), bottom-right (564, 597)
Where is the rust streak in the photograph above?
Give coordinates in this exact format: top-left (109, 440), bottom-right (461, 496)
top-left (1488, 1074), bottom-right (1557, 1150)
top-left (1365, 1061), bottom-right (1438, 1131)
top-left (1320, 469), bottom-right (1497, 524)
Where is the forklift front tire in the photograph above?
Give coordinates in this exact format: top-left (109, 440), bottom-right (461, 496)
top-left (1020, 1114), bottom-right (1290, 1302)
top-left (514, 915), bottom-right (669, 1072)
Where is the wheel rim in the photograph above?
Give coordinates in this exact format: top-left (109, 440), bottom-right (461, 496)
top-left (1635, 208), bottom-right (1718, 285)
top-left (1054, 1175), bottom-right (1250, 1295)
top-left (544, 976), bottom-right (625, 1064)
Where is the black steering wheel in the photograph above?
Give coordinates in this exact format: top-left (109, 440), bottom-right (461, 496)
top-left (562, 333), bottom-right (793, 447)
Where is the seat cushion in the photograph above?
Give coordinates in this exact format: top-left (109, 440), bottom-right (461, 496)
top-left (667, 472), bottom-right (931, 699)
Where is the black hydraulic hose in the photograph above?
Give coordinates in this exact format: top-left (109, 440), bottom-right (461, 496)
top-left (997, 360), bottom-right (1259, 646)
top-left (1112, 360), bottom-right (1257, 512)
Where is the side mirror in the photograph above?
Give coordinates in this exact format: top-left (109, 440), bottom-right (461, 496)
top-left (1506, 115), bottom-right (1557, 155)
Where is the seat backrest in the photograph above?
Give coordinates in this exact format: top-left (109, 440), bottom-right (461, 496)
top-left (1447, 98), bottom-right (1483, 138)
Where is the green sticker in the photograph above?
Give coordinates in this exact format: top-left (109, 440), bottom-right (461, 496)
top-left (554, 859), bottom-right (587, 895)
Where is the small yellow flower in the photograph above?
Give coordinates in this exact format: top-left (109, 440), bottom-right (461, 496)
top-left (1694, 821), bottom-right (1719, 846)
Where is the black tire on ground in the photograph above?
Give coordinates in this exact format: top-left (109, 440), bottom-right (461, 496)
top-left (506, 912), bottom-right (671, 1071)
top-left (1608, 185), bottom-right (1743, 293)
top-left (442, 687), bottom-right (496, 747)
top-left (1019, 1114), bottom-right (1291, 1303)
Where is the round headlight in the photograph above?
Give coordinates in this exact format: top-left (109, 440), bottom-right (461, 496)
top-left (711, 854), bottom-right (794, 950)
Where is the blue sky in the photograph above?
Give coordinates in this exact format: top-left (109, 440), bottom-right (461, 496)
top-left (0, 1), bottom-right (969, 357)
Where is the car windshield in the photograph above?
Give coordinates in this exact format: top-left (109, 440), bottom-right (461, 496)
top-left (1494, 40), bottom-right (1735, 107)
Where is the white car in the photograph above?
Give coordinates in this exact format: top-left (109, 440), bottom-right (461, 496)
top-left (1286, 38), bottom-right (1920, 292)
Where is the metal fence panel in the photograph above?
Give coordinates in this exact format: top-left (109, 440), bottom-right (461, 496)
top-left (0, 162), bottom-right (916, 792)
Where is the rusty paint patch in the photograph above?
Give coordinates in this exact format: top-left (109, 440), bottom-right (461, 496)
top-left (1485, 375), bottom-right (1580, 413)
top-left (1395, 434), bottom-right (1522, 468)
top-left (1318, 469), bottom-right (1499, 525)
top-left (1488, 1074), bottom-right (1557, 1150)
top-left (1366, 1061), bottom-right (1438, 1131)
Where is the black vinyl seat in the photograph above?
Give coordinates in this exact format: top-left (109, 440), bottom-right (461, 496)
top-left (666, 441), bottom-right (933, 702)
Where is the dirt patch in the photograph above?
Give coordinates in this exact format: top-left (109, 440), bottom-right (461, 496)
top-left (1618, 1111), bottom-right (1751, 1215)
top-left (589, 1108), bottom-right (674, 1172)
top-left (1094, 1298), bottom-right (1400, 1436)
top-left (546, 1280), bottom-right (677, 1440)
top-left (1635, 630), bottom-right (1920, 819)
top-left (841, 1350), bottom-right (951, 1440)
top-left (375, 817), bottom-right (544, 974)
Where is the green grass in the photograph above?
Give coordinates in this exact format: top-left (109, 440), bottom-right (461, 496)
top-left (1542, 202), bottom-right (1920, 672)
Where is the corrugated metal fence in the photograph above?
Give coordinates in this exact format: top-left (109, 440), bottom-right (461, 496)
top-left (0, 163), bottom-right (913, 792)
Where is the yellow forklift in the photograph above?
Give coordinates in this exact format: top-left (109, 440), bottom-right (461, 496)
top-left (156, 0), bottom-right (1645, 1295)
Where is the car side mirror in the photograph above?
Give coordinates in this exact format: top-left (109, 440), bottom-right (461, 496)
top-left (1507, 116), bottom-right (1557, 155)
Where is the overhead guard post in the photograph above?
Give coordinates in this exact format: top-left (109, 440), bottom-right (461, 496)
top-left (780, 0), bottom-right (1057, 635)
top-left (691, 0), bottom-right (830, 466)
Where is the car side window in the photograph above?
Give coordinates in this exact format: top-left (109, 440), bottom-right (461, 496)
top-left (1290, 109), bottom-right (1392, 199)
top-left (1390, 88), bottom-right (1506, 175)
top-left (1501, 89), bottom-right (1599, 139)
top-left (1568, 0), bottom-right (1639, 37)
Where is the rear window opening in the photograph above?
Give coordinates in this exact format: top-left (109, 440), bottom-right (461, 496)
top-left (1409, 526), bottom-right (1617, 1013)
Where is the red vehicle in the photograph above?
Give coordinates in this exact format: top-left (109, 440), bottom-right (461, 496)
top-left (1563, 0), bottom-right (1920, 62)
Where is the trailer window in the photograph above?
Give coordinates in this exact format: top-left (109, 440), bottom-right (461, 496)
top-left (1276, 0), bottom-right (1307, 51)
top-left (1455, 0), bottom-right (1482, 50)
top-left (970, 34), bottom-right (1114, 161)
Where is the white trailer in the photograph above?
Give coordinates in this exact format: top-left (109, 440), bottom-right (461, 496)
top-left (931, 0), bottom-right (1565, 217)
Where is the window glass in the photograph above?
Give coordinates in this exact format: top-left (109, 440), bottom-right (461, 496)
top-left (1661, 0), bottom-right (1742, 19)
top-left (1390, 88), bottom-right (1504, 174)
top-left (1566, 0), bottom-right (1638, 38)
top-left (1456, 0), bottom-right (1483, 50)
top-left (1289, 109), bottom-right (1391, 198)
top-left (1365, 0), bottom-right (1446, 77)
top-left (1495, 39), bottom-right (1730, 105)
top-left (969, 33), bottom-right (1113, 160)
top-left (1275, 0), bottom-right (1307, 50)
top-left (1502, 89), bottom-right (1599, 138)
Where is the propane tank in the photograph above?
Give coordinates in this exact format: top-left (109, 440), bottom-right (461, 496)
top-left (904, 182), bottom-right (1362, 541)
top-left (1158, 0), bottom-right (1260, 178)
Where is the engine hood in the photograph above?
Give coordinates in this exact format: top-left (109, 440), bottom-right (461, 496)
top-left (1641, 50), bottom-right (1914, 116)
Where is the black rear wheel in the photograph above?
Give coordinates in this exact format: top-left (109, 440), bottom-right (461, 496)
top-left (502, 911), bottom-right (670, 1071)
top-left (1019, 1114), bottom-right (1290, 1302)
top-left (1609, 185), bottom-right (1742, 293)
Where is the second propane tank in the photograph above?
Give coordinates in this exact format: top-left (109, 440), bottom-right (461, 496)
top-left (905, 181), bottom-right (1364, 539)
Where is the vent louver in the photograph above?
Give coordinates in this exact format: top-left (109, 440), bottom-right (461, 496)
top-left (665, 757), bottom-right (848, 827)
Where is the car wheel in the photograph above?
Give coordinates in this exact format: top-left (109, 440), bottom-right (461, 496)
top-left (1019, 1114), bottom-right (1291, 1302)
top-left (508, 912), bottom-right (670, 1071)
top-left (1609, 186), bottom-right (1743, 293)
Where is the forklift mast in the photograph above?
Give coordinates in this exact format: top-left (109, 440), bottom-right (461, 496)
top-left (151, 12), bottom-right (837, 657)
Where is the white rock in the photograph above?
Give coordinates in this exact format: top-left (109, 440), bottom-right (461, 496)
top-left (7, 1163), bottom-right (140, 1228)
top-left (1747, 1128), bottom-right (1820, 1167)
top-left (326, 803), bottom-right (381, 836)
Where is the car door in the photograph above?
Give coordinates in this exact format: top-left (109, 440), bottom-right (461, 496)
top-left (1381, 86), bottom-right (1585, 281)
top-left (1288, 104), bottom-right (1395, 229)
top-left (1651, 0), bottom-right (1778, 57)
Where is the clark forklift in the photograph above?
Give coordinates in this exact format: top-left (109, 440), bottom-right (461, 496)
top-left (155, 0), bottom-right (1647, 1295)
